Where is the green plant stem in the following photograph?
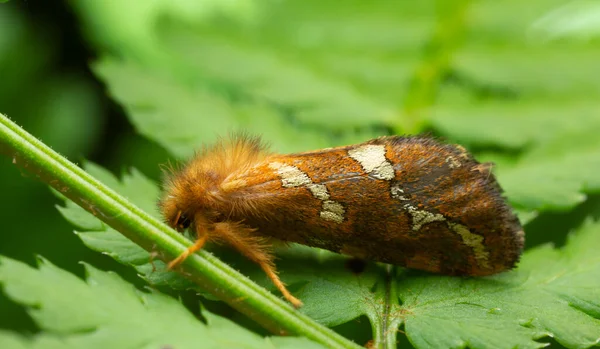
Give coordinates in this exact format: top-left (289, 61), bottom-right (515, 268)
top-left (0, 113), bottom-right (361, 349)
top-left (366, 266), bottom-right (401, 349)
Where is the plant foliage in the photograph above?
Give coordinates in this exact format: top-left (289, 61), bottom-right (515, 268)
top-left (2, 0), bottom-right (600, 348)
top-left (0, 256), bottom-right (323, 349)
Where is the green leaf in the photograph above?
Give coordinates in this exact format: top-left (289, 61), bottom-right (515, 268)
top-left (59, 162), bottom-right (198, 290)
top-left (430, 96), bottom-right (600, 150)
top-left (429, 1), bottom-right (600, 150)
top-left (398, 218), bottom-right (600, 349)
top-left (156, 21), bottom-right (397, 128)
top-left (256, 247), bottom-right (381, 328)
top-left (0, 330), bottom-right (67, 349)
top-left (499, 136), bottom-right (600, 211)
top-left (92, 58), bottom-right (382, 159)
top-left (69, 0), bottom-right (259, 62)
top-left (77, 1), bottom-right (429, 131)
top-left (529, 0), bottom-right (600, 42)
top-left (79, 0), bottom-right (600, 150)
top-left (0, 255), bottom-right (325, 349)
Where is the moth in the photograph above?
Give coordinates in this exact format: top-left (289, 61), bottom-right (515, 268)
top-left (159, 134), bottom-right (524, 308)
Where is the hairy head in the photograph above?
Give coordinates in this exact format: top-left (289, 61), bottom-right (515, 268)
top-left (158, 133), bottom-right (270, 233)
top-left (158, 162), bottom-right (221, 232)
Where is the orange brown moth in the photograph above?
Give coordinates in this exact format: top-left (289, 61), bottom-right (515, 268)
top-left (158, 134), bottom-right (524, 308)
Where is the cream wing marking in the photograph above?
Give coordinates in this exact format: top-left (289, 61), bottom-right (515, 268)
top-left (390, 183), bottom-right (409, 201)
top-left (269, 163), bottom-right (312, 188)
top-left (393, 192), bottom-right (491, 270)
top-left (448, 222), bottom-right (491, 269)
top-left (269, 162), bottom-right (345, 223)
top-left (348, 144), bottom-right (395, 180)
top-left (403, 204), bottom-right (446, 231)
top-left (320, 200), bottom-right (345, 224)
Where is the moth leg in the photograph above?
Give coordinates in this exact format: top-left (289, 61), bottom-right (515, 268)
top-left (168, 228), bottom-right (209, 270)
top-left (214, 222), bottom-right (303, 308)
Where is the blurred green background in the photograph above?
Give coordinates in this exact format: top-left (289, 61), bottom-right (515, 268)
top-left (0, 0), bottom-right (160, 333)
top-left (1, 0), bottom-right (600, 345)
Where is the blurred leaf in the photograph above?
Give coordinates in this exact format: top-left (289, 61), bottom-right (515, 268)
top-left (22, 75), bottom-right (104, 158)
top-left (498, 133), bottom-right (600, 211)
top-left (79, 0), bottom-right (600, 151)
top-left (0, 256), bottom-right (324, 349)
top-left (501, 148), bottom-right (600, 211)
top-left (0, 6), bottom-right (103, 159)
top-left (529, 0), bottom-right (600, 42)
top-left (431, 0), bottom-right (600, 151)
top-left (93, 58), bottom-right (382, 158)
top-left (70, 0), bottom-right (259, 62)
top-left (56, 161), bottom-right (171, 278)
top-left (523, 193), bottom-right (600, 251)
top-left (81, 1), bottom-right (438, 145)
top-left (515, 210), bottom-right (539, 226)
top-left (431, 95), bottom-right (600, 149)
top-left (456, 0), bottom-right (600, 96)
top-left (0, 6), bottom-right (55, 98)
top-left (0, 6), bottom-right (108, 334)
top-left (157, 20), bottom-right (397, 128)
